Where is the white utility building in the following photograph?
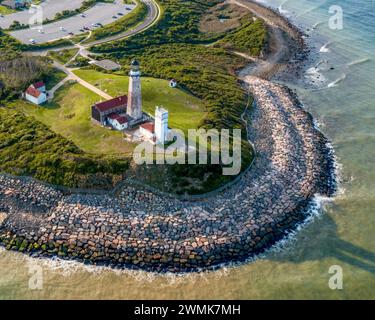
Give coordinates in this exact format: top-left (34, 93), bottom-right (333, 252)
top-left (155, 106), bottom-right (169, 145)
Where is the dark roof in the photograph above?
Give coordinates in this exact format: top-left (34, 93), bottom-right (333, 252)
top-left (108, 113), bottom-right (120, 120)
top-left (116, 116), bottom-right (128, 125)
top-left (140, 122), bottom-right (155, 133)
top-left (26, 86), bottom-right (42, 98)
top-left (94, 95), bottom-right (127, 113)
top-left (108, 113), bottom-right (128, 125)
top-left (33, 81), bottom-right (45, 89)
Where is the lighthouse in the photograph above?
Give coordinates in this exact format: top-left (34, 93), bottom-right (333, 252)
top-left (127, 59), bottom-right (143, 121)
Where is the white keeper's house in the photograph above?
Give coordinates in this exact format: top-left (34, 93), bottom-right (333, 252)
top-left (25, 81), bottom-right (47, 105)
top-left (107, 113), bottom-right (129, 131)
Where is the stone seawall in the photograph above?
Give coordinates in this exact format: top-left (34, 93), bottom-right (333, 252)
top-left (0, 77), bottom-right (336, 273)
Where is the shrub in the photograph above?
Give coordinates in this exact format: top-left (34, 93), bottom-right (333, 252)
top-left (0, 108), bottom-right (130, 189)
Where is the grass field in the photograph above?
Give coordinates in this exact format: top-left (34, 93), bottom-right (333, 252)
top-left (10, 69), bottom-right (206, 157)
top-left (73, 69), bottom-right (207, 132)
top-left (48, 48), bottom-right (79, 64)
top-left (0, 5), bottom-right (15, 15)
top-left (12, 83), bottom-right (136, 155)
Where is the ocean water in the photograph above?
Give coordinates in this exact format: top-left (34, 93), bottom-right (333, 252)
top-left (0, 0), bottom-right (374, 299)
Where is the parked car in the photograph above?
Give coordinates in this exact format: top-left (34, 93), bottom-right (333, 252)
top-left (29, 39), bottom-right (36, 44)
top-left (118, 12), bottom-right (123, 16)
top-left (68, 32), bottom-right (74, 36)
top-left (112, 15), bottom-right (117, 19)
top-left (80, 13), bottom-right (86, 18)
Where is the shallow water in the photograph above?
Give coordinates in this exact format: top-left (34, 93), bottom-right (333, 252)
top-left (0, 0), bottom-right (374, 299)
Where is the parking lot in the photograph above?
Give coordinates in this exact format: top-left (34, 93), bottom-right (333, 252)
top-left (0, 0), bottom-right (85, 29)
top-left (9, 0), bottom-right (135, 44)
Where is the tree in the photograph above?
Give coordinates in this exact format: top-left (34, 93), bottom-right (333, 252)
top-left (0, 56), bottom-right (48, 92)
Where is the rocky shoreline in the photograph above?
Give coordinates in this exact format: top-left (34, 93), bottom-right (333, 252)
top-left (0, 0), bottom-right (337, 273)
top-left (0, 75), bottom-right (336, 272)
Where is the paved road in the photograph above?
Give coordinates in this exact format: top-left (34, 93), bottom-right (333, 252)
top-left (48, 61), bottom-right (113, 100)
top-left (10, 0), bottom-right (135, 44)
top-left (0, 0), bottom-right (85, 29)
top-left (85, 0), bottom-right (159, 47)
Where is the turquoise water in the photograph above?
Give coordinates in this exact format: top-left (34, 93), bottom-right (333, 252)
top-left (0, 0), bottom-right (374, 299)
top-left (266, 0), bottom-right (375, 199)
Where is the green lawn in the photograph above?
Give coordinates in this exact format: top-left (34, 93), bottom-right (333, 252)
top-left (73, 69), bottom-right (207, 132)
top-left (12, 83), bottom-right (136, 155)
top-left (11, 69), bottom-right (206, 156)
top-left (48, 48), bottom-right (79, 65)
top-left (0, 5), bottom-right (15, 15)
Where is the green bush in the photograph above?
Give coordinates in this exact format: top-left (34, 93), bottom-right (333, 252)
top-left (0, 108), bottom-right (129, 188)
top-left (216, 17), bottom-right (267, 56)
top-left (0, 28), bottom-right (23, 59)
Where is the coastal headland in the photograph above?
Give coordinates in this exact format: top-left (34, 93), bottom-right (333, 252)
top-left (0, 0), bottom-right (336, 272)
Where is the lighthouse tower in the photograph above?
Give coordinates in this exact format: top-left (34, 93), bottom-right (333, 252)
top-left (155, 106), bottom-right (169, 145)
top-left (127, 59), bottom-right (143, 121)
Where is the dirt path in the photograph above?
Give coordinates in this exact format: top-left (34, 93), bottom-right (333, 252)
top-left (229, 0), bottom-right (304, 79)
top-left (48, 61), bottom-right (113, 100)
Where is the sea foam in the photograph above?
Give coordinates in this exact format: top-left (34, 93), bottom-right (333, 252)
top-left (320, 41), bottom-right (332, 53)
top-left (327, 73), bottom-right (346, 88)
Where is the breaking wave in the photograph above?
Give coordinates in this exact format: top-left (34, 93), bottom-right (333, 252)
top-left (347, 57), bottom-right (370, 67)
top-left (312, 21), bottom-right (324, 29)
top-left (327, 73), bottom-right (346, 88)
top-left (305, 66), bottom-right (327, 85)
top-left (320, 41), bottom-right (332, 53)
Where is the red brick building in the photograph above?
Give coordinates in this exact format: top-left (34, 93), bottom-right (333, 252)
top-left (91, 95), bottom-right (127, 125)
